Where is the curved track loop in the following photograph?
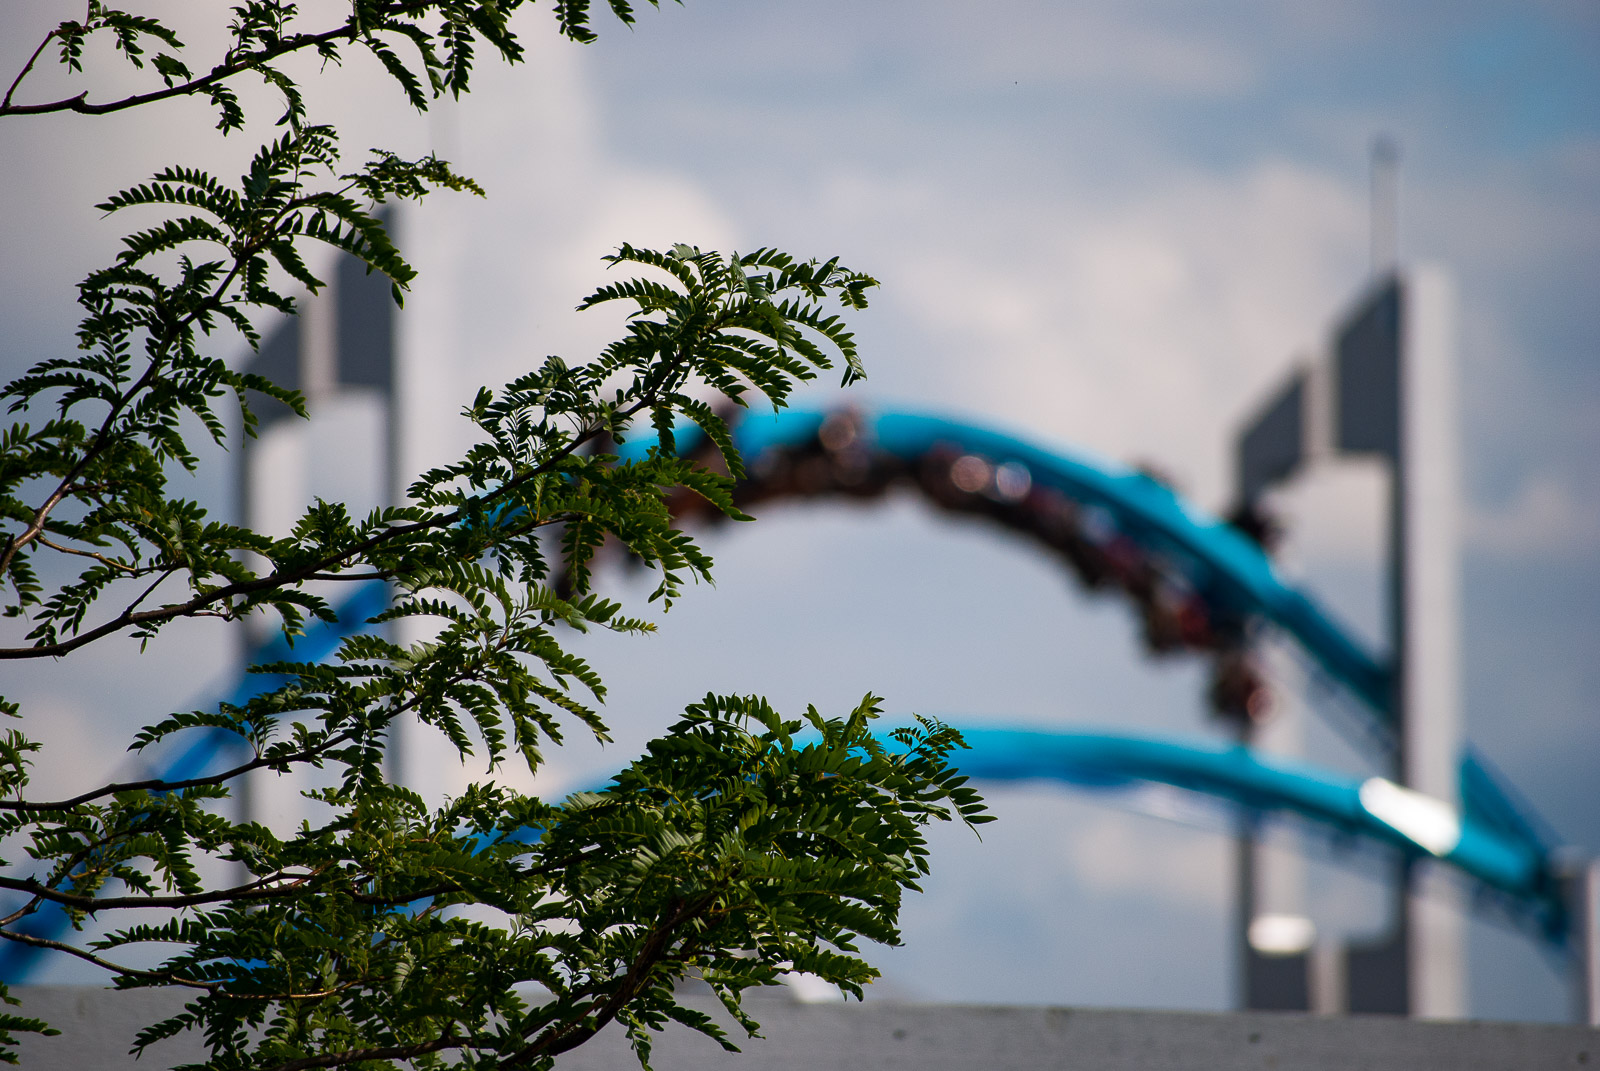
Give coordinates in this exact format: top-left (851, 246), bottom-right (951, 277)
top-left (942, 725), bottom-right (1555, 927)
top-left (0, 407), bottom-right (1570, 984)
top-left (621, 406), bottom-right (1390, 736)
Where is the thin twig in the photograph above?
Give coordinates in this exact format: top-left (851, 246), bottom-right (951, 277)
top-left (35, 536), bottom-right (141, 573)
top-left (0, 26), bottom-right (349, 119)
top-left (0, 921), bottom-right (218, 991)
top-left (0, 30), bottom-right (58, 111)
top-left (3, 394), bottom-right (658, 660)
top-left (0, 869), bottom-right (320, 912)
top-left (0, 651), bottom-right (493, 811)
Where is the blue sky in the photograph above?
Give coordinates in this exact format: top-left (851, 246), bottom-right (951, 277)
top-left (1, 0), bottom-right (1596, 1023)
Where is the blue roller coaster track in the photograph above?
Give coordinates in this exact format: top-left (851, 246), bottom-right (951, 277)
top-left (0, 404), bottom-right (1570, 983)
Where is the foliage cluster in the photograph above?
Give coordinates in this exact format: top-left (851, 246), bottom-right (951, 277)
top-left (0, 4), bottom-right (988, 1068)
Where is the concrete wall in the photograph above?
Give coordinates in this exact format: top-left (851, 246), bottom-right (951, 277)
top-left (11, 987), bottom-right (1595, 1070)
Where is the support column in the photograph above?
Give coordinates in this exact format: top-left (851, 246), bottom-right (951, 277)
top-left (1576, 859), bottom-right (1600, 1027)
top-left (1233, 266), bottom-right (1465, 1017)
top-left (1238, 647), bottom-right (1318, 1012)
top-left (1397, 268), bottom-right (1464, 1018)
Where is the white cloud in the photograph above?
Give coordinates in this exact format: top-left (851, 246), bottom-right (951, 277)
top-left (1467, 475), bottom-right (1600, 557)
top-left (962, 6), bottom-right (1258, 96)
top-left (390, 29), bottom-right (742, 479)
top-left (833, 159), bottom-right (1366, 508)
top-left (1065, 805), bottom-right (1231, 910)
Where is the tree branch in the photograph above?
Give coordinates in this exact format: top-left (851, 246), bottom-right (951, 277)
top-left (0, 730), bottom-right (340, 811)
top-left (0, 642), bottom-right (511, 811)
top-left (515, 891), bottom-right (717, 1063)
top-left (0, 925), bottom-right (383, 1003)
top-left (0, 922), bottom-right (219, 992)
top-left (239, 893), bottom-right (716, 1071)
top-left (0, 869), bottom-right (321, 912)
top-left (0, 234), bottom-right (262, 584)
top-left (3, 386), bottom-right (663, 660)
top-left (0, 869), bottom-right (496, 913)
top-left (0, 29), bottom-right (59, 112)
top-left (258, 1034), bottom-right (480, 1071)
top-left (1, 24), bottom-right (352, 119)
top-left (34, 535), bottom-right (141, 574)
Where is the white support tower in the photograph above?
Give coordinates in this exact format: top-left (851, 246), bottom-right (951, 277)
top-left (1395, 268), bottom-right (1464, 1018)
top-left (1233, 267), bottom-right (1465, 1017)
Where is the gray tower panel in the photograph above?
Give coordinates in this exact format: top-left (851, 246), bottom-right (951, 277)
top-left (1347, 929), bottom-right (1410, 1016)
top-left (1237, 371), bottom-right (1306, 504)
top-left (1245, 948), bottom-right (1312, 1011)
top-left (336, 252), bottom-right (395, 393)
top-left (1334, 278), bottom-right (1402, 460)
top-left (241, 316), bottom-right (301, 435)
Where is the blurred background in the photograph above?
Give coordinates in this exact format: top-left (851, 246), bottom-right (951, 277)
top-left (1, 0), bottom-right (1595, 1022)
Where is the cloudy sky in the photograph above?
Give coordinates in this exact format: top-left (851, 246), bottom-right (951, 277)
top-left (2, 0), bottom-right (1596, 1023)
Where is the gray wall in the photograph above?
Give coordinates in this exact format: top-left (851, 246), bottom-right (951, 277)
top-left (11, 987), bottom-right (1595, 1070)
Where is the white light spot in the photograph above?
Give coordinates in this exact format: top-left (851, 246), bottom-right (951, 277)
top-left (951, 455), bottom-right (993, 493)
top-left (995, 460), bottom-right (1033, 502)
top-left (818, 413), bottom-right (858, 451)
top-left (1358, 777), bottom-right (1462, 857)
top-left (1248, 914), bottom-right (1317, 956)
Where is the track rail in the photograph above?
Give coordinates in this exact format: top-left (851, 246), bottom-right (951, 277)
top-left (1, 406), bottom-right (1569, 984)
